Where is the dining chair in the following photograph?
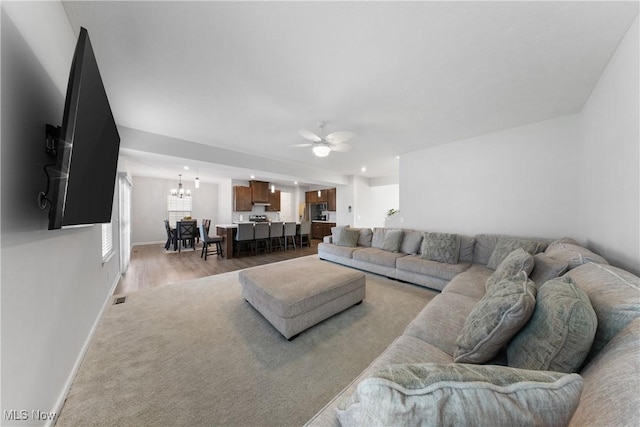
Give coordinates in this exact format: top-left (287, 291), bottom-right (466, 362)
top-left (284, 222), bottom-right (297, 251)
top-left (269, 221), bottom-right (284, 252)
top-left (164, 220), bottom-right (176, 251)
top-left (235, 223), bottom-right (255, 257)
top-left (176, 220), bottom-right (197, 252)
top-left (202, 219), bottom-right (211, 234)
top-left (199, 223), bottom-right (223, 260)
top-left (298, 221), bottom-right (311, 248)
top-left (254, 222), bottom-right (270, 255)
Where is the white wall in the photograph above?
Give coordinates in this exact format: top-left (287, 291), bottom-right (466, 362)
top-left (1, 2), bottom-right (122, 423)
top-left (400, 16), bottom-right (639, 274)
top-left (578, 16), bottom-right (639, 274)
top-left (401, 114), bottom-right (581, 237)
top-left (131, 176), bottom-right (219, 245)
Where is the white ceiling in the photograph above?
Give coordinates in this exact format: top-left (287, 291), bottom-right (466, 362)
top-left (62, 1), bottom-right (638, 185)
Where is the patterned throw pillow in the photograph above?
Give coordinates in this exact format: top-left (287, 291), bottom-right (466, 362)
top-left (337, 363), bottom-right (583, 427)
top-left (486, 248), bottom-right (535, 289)
top-left (335, 228), bottom-right (361, 247)
top-left (529, 253), bottom-right (569, 286)
top-left (508, 276), bottom-right (597, 373)
top-left (454, 272), bottom-right (537, 364)
top-left (380, 229), bottom-right (404, 252)
top-left (420, 232), bottom-right (460, 264)
top-left (544, 241), bottom-right (609, 269)
top-left (487, 238), bottom-right (540, 270)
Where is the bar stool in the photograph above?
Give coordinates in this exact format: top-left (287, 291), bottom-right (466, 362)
top-left (284, 222), bottom-right (297, 250)
top-left (199, 224), bottom-right (223, 260)
top-left (235, 223), bottom-right (255, 257)
top-left (298, 221), bottom-right (311, 248)
top-left (269, 221), bottom-right (284, 251)
top-left (254, 222), bottom-right (270, 254)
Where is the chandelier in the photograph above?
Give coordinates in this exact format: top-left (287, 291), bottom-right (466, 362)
top-left (170, 174), bottom-right (191, 198)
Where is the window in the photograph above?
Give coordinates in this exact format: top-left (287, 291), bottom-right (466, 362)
top-left (101, 222), bottom-right (114, 261)
top-left (167, 195), bottom-right (192, 227)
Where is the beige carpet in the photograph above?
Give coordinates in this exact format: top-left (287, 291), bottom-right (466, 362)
top-left (57, 256), bottom-right (437, 427)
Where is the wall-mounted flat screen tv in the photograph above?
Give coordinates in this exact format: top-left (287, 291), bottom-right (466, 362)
top-left (47, 27), bottom-right (120, 230)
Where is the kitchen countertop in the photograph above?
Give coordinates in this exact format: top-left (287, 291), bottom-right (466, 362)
top-left (311, 220), bottom-right (336, 223)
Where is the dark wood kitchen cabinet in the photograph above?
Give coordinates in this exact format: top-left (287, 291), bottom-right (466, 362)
top-left (233, 186), bottom-right (252, 211)
top-left (327, 188), bottom-right (336, 211)
top-left (312, 222), bottom-right (336, 239)
top-left (250, 180), bottom-right (270, 203)
top-left (266, 190), bottom-right (281, 211)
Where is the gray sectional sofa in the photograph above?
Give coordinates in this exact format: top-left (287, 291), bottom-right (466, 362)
top-left (308, 227), bottom-right (640, 426)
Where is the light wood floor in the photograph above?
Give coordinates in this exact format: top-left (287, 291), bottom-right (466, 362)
top-left (115, 238), bottom-right (320, 294)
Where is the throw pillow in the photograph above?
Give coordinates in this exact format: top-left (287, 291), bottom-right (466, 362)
top-left (335, 228), bottom-right (361, 247)
top-left (400, 230), bottom-right (423, 255)
top-left (371, 228), bottom-right (386, 248)
top-left (545, 241), bottom-right (609, 269)
top-left (357, 228), bottom-right (373, 247)
top-left (380, 229), bottom-right (404, 253)
top-left (336, 363), bottom-right (583, 427)
top-left (529, 253), bottom-right (569, 285)
top-left (419, 232), bottom-right (460, 264)
top-left (485, 248), bottom-right (535, 289)
top-left (487, 238), bottom-right (540, 270)
top-left (507, 276), bottom-right (597, 373)
top-left (454, 272), bottom-right (537, 364)
top-left (331, 226), bottom-right (349, 244)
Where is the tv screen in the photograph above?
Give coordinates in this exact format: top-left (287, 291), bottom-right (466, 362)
top-left (48, 27), bottom-right (120, 230)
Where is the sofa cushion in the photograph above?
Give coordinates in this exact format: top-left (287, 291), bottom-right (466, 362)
top-left (335, 228), bottom-right (360, 247)
top-left (454, 272), bottom-right (537, 363)
top-left (352, 248), bottom-right (406, 268)
top-left (396, 256), bottom-right (471, 282)
top-left (380, 229), bottom-right (404, 252)
top-left (400, 230), bottom-right (423, 255)
top-left (420, 232), bottom-right (460, 264)
top-left (529, 253), bottom-right (569, 286)
top-left (473, 234), bottom-right (551, 266)
top-left (337, 363), bottom-right (583, 427)
top-left (565, 262), bottom-right (640, 361)
top-left (458, 235), bottom-right (476, 263)
top-left (486, 248), bottom-right (535, 289)
top-left (441, 264), bottom-right (492, 300)
top-left (569, 318), bottom-right (640, 427)
top-left (507, 276), bottom-right (597, 373)
top-left (318, 242), bottom-right (359, 259)
top-left (404, 292), bottom-right (478, 356)
top-left (545, 241), bottom-right (609, 269)
top-left (487, 237), bottom-right (541, 270)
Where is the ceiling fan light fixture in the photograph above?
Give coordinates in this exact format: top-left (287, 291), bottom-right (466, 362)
top-left (312, 145), bottom-right (331, 157)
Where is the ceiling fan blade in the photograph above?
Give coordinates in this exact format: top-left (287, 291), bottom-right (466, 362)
top-left (298, 129), bottom-right (322, 142)
top-left (291, 143), bottom-right (313, 147)
top-left (325, 131), bottom-right (355, 144)
top-left (329, 142), bottom-right (352, 152)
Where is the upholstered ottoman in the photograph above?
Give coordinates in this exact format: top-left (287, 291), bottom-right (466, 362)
top-left (239, 257), bottom-right (366, 340)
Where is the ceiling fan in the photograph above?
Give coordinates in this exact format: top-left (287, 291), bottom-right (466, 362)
top-left (294, 121), bottom-right (355, 157)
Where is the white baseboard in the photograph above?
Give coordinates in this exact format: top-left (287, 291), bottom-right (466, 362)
top-left (47, 273), bottom-right (121, 427)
